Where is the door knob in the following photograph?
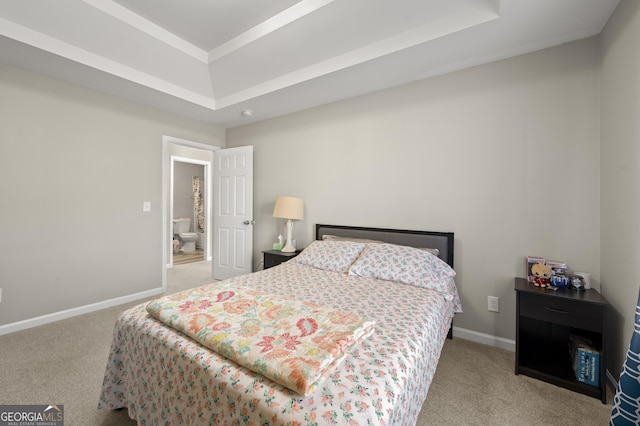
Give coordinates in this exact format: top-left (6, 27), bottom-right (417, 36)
top-left (243, 220), bottom-right (255, 225)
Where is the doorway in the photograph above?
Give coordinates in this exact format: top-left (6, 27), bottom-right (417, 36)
top-left (172, 160), bottom-right (206, 265)
top-left (162, 136), bottom-right (219, 292)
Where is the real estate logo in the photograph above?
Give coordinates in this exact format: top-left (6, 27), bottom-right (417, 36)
top-left (0, 405), bottom-right (64, 426)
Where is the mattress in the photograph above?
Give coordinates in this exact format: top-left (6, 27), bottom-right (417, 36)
top-left (99, 256), bottom-right (459, 425)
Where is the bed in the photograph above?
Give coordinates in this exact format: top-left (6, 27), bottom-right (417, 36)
top-left (99, 224), bottom-right (461, 425)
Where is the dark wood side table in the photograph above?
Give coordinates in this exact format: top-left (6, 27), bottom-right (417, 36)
top-left (514, 277), bottom-right (609, 403)
top-left (262, 249), bottom-right (301, 269)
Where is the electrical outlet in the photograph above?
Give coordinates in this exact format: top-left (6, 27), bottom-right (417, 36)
top-left (0, 288), bottom-right (3, 303)
top-left (143, 201), bottom-right (151, 212)
top-left (488, 296), bottom-right (499, 312)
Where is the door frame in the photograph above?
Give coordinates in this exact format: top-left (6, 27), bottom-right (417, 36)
top-left (162, 136), bottom-right (219, 292)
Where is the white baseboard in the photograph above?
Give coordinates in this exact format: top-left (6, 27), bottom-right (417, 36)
top-left (0, 287), bottom-right (163, 336)
top-left (452, 326), bottom-right (516, 352)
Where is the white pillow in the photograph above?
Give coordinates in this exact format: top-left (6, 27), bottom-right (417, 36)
top-left (291, 240), bottom-right (367, 273)
top-left (348, 243), bottom-right (456, 297)
top-left (418, 247), bottom-right (440, 256)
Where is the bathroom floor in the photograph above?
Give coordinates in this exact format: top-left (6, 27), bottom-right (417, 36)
top-left (173, 249), bottom-right (205, 266)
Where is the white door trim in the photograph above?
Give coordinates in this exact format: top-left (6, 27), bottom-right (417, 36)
top-left (162, 136), bottom-right (219, 292)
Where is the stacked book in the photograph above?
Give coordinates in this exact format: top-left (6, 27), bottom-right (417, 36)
top-left (570, 334), bottom-right (600, 387)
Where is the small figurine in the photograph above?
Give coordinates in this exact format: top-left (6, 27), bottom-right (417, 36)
top-left (550, 274), bottom-right (569, 288)
top-left (531, 263), bottom-right (552, 288)
top-left (569, 275), bottom-right (585, 291)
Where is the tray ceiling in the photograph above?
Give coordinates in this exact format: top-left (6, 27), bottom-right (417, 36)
top-left (0, 0), bottom-right (619, 128)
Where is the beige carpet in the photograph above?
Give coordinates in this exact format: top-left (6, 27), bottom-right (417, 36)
top-left (0, 261), bottom-right (614, 425)
top-left (417, 338), bottom-right (613, 425)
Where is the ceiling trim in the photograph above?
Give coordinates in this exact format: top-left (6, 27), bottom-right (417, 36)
top-left (216, 3), bottom-right (500, 109)
top-left (0, 0), bottom-right (620, 128)
top-left (207, 0), bottom-right (337, 63)
top-left (0, 16), bottom-right (216, 109)
top-left (82, 0), bottom-right (208, 63)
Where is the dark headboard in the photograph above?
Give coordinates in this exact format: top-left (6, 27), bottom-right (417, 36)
top-left (315, 224), bottom-right (454, 268)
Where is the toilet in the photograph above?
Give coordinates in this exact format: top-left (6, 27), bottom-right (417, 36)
top-left (173, 218), bottom-right (198, 253)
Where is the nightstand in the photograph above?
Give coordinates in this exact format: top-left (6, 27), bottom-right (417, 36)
top-left (262, 249), bottom-right (301, 269)
top-left (514, 277), bottom-right (609, 403)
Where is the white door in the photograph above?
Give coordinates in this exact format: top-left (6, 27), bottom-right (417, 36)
top-left (212, 146), bottom-right (254, 280)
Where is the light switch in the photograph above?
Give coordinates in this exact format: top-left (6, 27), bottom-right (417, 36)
top-left (143, 201), bottom-right (151, 212)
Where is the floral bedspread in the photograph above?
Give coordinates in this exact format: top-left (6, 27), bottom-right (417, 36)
top-left (145, 283), bottom-right (376, 396)
top-left (99, 262), bottom-right (459, 425)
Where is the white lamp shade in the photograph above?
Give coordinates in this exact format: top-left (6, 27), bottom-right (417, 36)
top-left (273, 196), bottom-right (304, 220)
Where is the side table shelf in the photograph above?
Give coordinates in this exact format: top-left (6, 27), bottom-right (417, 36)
top-left (514, 277), bottom-right (609, 403)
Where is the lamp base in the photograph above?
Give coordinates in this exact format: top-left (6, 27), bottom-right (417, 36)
top-left (281, 219), bottom-right (296, 252)
top-left (281, 243), bottom-right (296, 253)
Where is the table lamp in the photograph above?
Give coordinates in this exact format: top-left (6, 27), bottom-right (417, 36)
top-left (272, 196), bottom-right (304, 252)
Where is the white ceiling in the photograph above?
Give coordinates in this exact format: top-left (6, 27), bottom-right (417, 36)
top-left (0, 0), bottom-right (619, 128)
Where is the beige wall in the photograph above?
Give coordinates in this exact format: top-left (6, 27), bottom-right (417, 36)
top-left (227, 37), bottom-right (601, 342)
top-left (600, 0), bottom-right (640, 378)
top-left (0, 62), bottom-right (224, 326)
